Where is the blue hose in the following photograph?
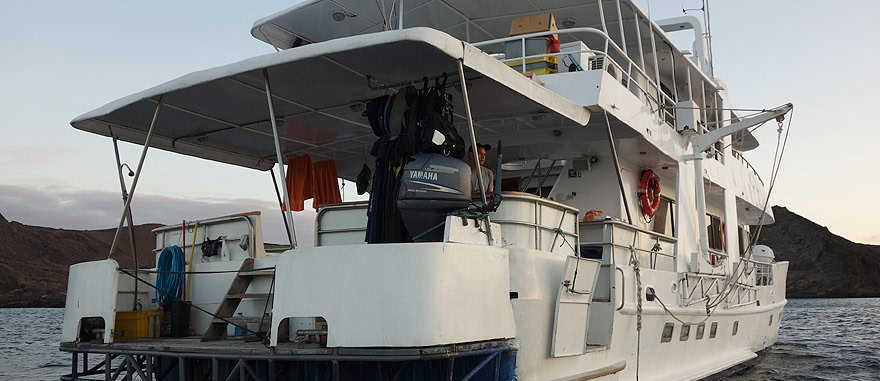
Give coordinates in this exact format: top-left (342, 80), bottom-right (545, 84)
top-left (156, 245), bottom-right (185, 305)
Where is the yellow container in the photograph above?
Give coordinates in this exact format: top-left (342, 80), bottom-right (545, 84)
top-left (115, 309), bottom-right (163, 339)
top-left (505, 56), bottom-right (559, 75)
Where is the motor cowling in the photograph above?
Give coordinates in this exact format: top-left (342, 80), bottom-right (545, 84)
top-left (397, 153), bottom-right (471, 242)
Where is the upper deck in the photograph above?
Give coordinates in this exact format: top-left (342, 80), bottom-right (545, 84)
top-left (249, 0), bottom-right (768, 197)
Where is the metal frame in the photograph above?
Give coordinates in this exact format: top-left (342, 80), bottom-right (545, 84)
top-left (107, 96), bottom-right (164, 258)
top-left (60, 341), bottom-right (516, 381)
top-left (111, 134), bottom-right (141, 309)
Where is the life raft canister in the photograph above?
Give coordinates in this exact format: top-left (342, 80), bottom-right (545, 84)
top-left (638, 169), bottom-right (661, 217)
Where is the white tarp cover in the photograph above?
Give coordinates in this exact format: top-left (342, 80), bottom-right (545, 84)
top-left (73, 28), bottom-right (589, 178)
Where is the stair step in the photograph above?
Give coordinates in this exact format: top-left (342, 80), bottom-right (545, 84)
top-left (214, 316), bottom-right (271, 325)
top-left (225, 293), bottom-right (272, 299)
top-left (238, 270), bottom-right (274, 277)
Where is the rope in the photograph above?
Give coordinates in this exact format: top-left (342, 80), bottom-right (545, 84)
top-left (411, 220), bottom-right (447, 241)
top-left (118, 268), bottom-right (271, 342)
top-left (628, 233), bottom-right (643, 381)
top-left (155, 246), bottom-right (185, 305)
top-left (552, 228), bottom-right (576, 253)
top-left (704, 106), bottom-right (794, 312)
top-left (123, 266), bottom-right (277, 275)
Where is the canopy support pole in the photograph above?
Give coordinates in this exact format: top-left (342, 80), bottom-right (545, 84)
top-left (457, 60), bottom-right (493, 242)
top-left (263, 69), bottom-right (298, 248)
top-left (270, 169), bottom-right (294, 245)
top-left (111, 134), bottom-right (140, 310)
top-left (457, 60), bottom-right (487, 206)
top-left (603, 111), bottom-right (633, 225)
top-left (398, 0), bottom-right (404, 30)
top-left (108, 96), bottom-right (164, 258)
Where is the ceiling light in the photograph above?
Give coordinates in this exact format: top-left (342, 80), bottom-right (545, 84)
top-left (331, 10), bottom-right (347, 22)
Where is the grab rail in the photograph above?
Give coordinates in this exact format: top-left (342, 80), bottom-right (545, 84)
top-left (153, 215), bottom-right (256, 257)
top-left (732, 150), bottom-right (765, 186)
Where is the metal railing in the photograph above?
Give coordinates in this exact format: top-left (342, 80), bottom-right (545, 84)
top-left (731, 150), bottom-right (765, 186)
top-left (153, 214), bottom-right (256, 258)
top-left (579, 219), bottom-right (676, 271)
top-left (472, 27), bottom-right (677, 129)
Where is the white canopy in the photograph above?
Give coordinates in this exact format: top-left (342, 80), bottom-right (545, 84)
top-left (72, 28), bottom-right (590, 178)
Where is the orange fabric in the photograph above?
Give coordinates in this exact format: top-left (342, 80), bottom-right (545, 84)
top-left (312, 160), bottom-right (342, 210)
top-left (283, 156), bottom-right (313, 212)
top-left (281, 156), bottom-right (341, 211)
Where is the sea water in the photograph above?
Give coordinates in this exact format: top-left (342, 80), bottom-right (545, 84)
top-left (1, 299), bottom-right (878, 380)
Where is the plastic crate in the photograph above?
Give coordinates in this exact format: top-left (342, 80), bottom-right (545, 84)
top-left (115, 309), bottom-right (163, 339)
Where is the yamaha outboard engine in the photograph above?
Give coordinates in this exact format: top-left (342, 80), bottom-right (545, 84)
top-left (397, 153), bottom-right (471, 242)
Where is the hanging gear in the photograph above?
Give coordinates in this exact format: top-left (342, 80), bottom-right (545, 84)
top-left (638, 169), bottom-right (661, 217)
top-left (361, 78), bottom-right (467, 243)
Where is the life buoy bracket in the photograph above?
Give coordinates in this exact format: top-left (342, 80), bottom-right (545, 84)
top-left (638, 170), bottom-right (661, 217)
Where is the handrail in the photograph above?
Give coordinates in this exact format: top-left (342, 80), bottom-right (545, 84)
top-left (732, 150), bottom-right (765, 186)
top-left (153, 215), bottom-right (256, 257)
top-left (615, 266), bottom-right (625, 311)
top-left (473, 27), bottom-right (679, 126)
top-left (579, 219), bottom-right (677, 243)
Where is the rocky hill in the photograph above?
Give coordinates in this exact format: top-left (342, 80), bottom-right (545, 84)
top-left (756, 206), bottom-right (880, 298)
top-left (0, 205), bottom-right (877, 307)
top-left (0, 213), bottom-right (161, 307)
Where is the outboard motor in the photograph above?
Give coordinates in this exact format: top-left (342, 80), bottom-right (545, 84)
top-left (397, 153), bottom-right (471, 242)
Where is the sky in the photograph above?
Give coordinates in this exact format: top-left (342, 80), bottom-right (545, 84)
top-left (1, 1), bottom-right (878, 245)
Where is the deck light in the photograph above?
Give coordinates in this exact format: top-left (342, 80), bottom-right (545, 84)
top-left (330, 11), bottom-right (348, 21)
top-left (120, 163), bottom-right (134, 177)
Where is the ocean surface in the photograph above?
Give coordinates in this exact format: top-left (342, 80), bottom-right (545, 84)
top-left (0, 298), bottom-right (878, 380)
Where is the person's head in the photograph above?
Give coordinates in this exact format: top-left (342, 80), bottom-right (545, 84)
top-left (468, 143), bottom-right (491, 166)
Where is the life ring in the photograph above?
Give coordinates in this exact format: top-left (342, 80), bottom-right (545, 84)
top-left (638, 170), bottom-right (661, 217)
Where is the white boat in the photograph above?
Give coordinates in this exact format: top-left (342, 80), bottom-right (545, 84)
top-left (60, 1), bottom-right (792, 380)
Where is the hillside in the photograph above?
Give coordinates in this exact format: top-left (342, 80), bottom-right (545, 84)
top-left (756, 206), bottom-right (880, 298)
top-left (0, 213), bottom-right (161, 307)
top-left (0, 205), bottom-right (878, 307)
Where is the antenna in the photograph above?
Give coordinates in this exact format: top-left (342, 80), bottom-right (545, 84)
top-left (682, 1), bottom-right (715, 76)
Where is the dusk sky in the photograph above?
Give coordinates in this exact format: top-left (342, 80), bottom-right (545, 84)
top-left (1, 1), bottom-right (878, 245)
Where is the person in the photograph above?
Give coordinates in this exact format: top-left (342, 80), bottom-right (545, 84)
top-left (467, 143), bottom-right (494, 194)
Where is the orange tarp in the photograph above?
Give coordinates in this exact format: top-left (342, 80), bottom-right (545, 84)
top-left (283, 156), bottom-right (341, 211)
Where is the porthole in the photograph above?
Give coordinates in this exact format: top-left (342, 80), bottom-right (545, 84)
top-left (696, 323), bottom-right (705, 340)
top-left (661, 322), bottom-right (674, 343)
top-left (732, 320), bottom-right (739, 336)
top-left (710, 322), bottom-right (718, 338)
top-left (680, 324), bottom-right (691, 341)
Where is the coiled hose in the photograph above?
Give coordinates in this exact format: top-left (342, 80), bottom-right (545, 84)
top-left (156, 245), bottom-right (185, 305)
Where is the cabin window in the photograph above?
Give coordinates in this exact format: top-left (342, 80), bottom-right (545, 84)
top-left (756, 264), bottom-right (773, 286)
top-left (732, 321), bottom-right (739, 336)
top-left (710, 322), bottom-right (718, 338)
top-left (696, 323), bottom-right (705, 340)
top-left (769, 314), bottom-right (773, 326)
top-left (680, 324), bottom-right (690, 341)
top-left (661, 323), bottom-right (674, 342)
top-left (706, 214), bottom-right (725, 252)
top-left (651, 196), bottom-right (675, 237)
